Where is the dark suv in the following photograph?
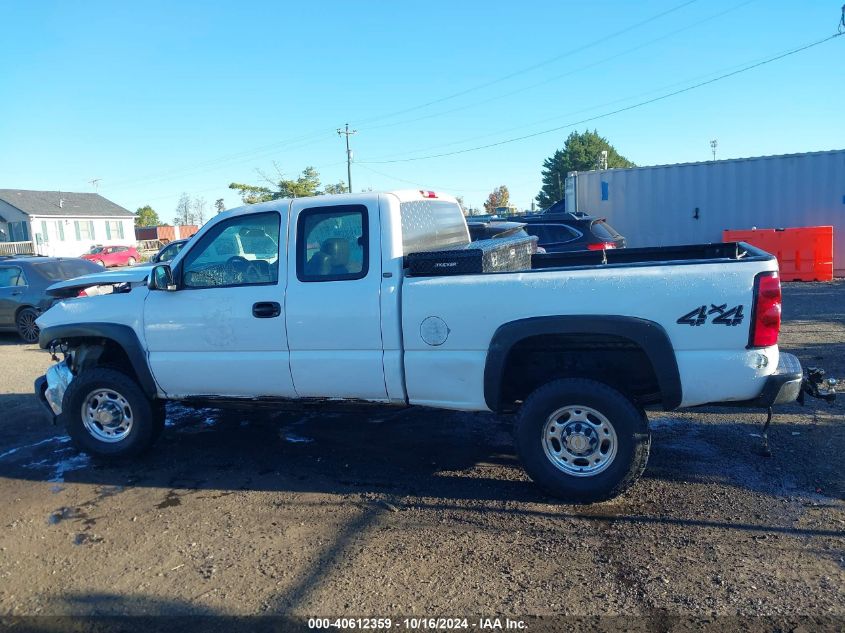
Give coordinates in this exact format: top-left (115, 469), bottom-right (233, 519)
top-left (518, 203), bottom-right (626, 252)
top-left (466, 203), bottom-right (625, 253)
top-left (0, 256), bottom-right (101, 343)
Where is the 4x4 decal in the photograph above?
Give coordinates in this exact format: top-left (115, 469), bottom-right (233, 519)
top-left (677, 304), bottom-right (744, 327)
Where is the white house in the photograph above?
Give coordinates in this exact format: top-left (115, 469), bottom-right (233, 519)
top-left (0, 189), bottom-right (136, 257)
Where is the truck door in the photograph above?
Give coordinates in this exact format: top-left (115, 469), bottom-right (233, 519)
top-left (285, 198), bottom-right (387, 400)
top-left (143, 208), bottom-right (296, 398)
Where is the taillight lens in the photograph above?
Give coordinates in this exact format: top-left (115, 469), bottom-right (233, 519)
top-left (77, 289), bottom-right (88, 297)
top-left (587, 242), bottom-right (617, 251)
top-left (749, 271), bottom-right (781, 347)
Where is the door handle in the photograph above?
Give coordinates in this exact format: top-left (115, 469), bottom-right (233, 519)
top-left (252, 301), bottom-right (281, 318)
top-left (11, 291), bottom-right (22, 296)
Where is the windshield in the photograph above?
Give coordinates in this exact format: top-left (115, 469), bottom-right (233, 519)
top-left (88, 246), bottom-right (105, 254)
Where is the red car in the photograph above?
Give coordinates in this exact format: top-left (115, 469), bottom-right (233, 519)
top-left (81, 245), bottom-right (140, 267)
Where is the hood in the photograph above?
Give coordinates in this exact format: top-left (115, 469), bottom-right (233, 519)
top-left (46, 267), bottom-right (151, 298)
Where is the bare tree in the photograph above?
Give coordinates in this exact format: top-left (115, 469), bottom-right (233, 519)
top-left (192, 197), bottom-right (207, 225)
top-left (173, 193), bottom-right (192, 225)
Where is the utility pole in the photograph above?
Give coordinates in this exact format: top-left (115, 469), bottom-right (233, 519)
top-left (710, 139), bottom-right (718, 161)
top-left (337, 123), bottom-right (357, 193)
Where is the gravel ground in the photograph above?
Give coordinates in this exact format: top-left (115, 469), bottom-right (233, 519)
top-left (0, 281), bottom-right (842, 626)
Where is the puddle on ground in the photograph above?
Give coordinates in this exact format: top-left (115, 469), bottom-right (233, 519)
top-left (48, 506), bottom-right (87, 525)
top-left (165, 405), bottom-right (220, 432)
top-left (281, 432), bottom-right (314, 444)
top-left (0, 435), bottom-right (71, 461)
top-left (96, 485), bottom-right (124, 498)
top-left (73, 533), bottom-right (103, 546)
top-left (48, 454), bottom-right (91, 483)
top-left (156, 490), bottom-right (182, 509)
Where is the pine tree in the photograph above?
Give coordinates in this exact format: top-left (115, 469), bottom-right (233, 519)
top-left (536, 130), bottom-right (634, 209)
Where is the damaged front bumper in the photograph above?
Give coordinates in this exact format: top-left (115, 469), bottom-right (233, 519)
top-left (34, 360), bottom-right (74, 422)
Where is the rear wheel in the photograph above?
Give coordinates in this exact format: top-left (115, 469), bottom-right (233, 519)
top-left (16, 307), bottom-right (39, 343)
top-left (60, 367), bottom-right (159, 459)
top-left (514, 378), bottom-right (650, 503)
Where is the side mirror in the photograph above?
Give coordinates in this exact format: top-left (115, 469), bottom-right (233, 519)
top-left (148, 264), bottom-right (177, 291)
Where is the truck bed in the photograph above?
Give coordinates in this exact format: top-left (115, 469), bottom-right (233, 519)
top-left (404, 241), bottom-right (772, 277)
top-left (531, 241), bottom-right (772, 271)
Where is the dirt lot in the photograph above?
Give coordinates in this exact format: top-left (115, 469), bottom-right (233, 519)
top-left (0, 281), bottom-right (843, 625)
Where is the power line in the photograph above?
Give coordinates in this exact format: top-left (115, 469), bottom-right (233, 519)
top-left (104, 2), bottom-right (702, 192)
top-left (350, 0), bottom-right (701, 127)
top-left (362, 44), bottom-right (777, 162)
top-left (356, 163), bottom-right (495, 194)
top-left (359, 31), bottom-right (844, 165)
top-left (104, 130), bottom-right (337, 191)
top-left (358, 0), bottom-right (757, 136)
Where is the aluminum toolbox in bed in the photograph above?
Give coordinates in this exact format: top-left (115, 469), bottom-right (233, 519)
top-left (406, 234), bottom-right (538, 276)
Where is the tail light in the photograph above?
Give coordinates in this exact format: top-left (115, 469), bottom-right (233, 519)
top-left (587, 242), bottom-right (617, 251)
top-left (748, 271), bottom-right (781, 347)
top-left (77, 289), bottom-right (88, 297)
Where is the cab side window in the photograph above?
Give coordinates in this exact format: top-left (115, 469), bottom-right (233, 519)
top-left (182, 212), bottom-right (280, 288)
top-left (297, 205), bottom-right (368, 282)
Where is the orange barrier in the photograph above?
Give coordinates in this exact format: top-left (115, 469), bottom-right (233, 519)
top-left (723, 226), bottom-right (834, 282)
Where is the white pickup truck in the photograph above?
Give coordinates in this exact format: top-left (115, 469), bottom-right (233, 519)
top-left (34, 190), bottom-right (812, 502)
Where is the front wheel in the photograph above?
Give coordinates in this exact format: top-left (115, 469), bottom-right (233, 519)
top-left (514, 378), bottom-right (650, 503)
top-left (60, 367), bottom-right (160, 460)
top-left (127, 256), bottom-right (136, 266)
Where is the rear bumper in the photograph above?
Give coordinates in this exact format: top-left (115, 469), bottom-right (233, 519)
top-left (719, 352), bottom-right (803, 408)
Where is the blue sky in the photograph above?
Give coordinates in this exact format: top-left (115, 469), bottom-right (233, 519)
top-left (1, 1), bottom-right (842, 217)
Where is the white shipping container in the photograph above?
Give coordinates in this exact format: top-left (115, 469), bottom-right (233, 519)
top-left (566, 149), bottom-right (845, 276)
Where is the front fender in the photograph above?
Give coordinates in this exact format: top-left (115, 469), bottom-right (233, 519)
top-left (37, 322), bottom-right (158, 399)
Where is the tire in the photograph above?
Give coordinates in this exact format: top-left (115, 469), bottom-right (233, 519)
top-left (96, 260), bottom-right (106, 267)
top-left (127, 257), bottom-right (136, 266)
top-left (16, 307), bottom-right (40, 343)
top-left (514, 378), bottom-right (650, 503)
top-left (59, 367), bottom-right (159, 460)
